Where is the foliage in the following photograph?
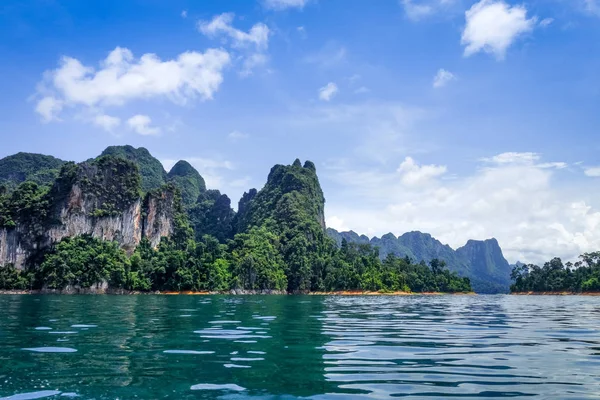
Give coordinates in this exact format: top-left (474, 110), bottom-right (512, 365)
top-left (39, 235), bottom-right (129, 290)
top-left (327, 228), bottom-right (511, 293)
top-left (510, 252), bottom-right (600, 293)
top-left (0, 181), bottom-right (50, 228)
top-left (0, 152), bottom-right (66, 191)
top-left (99, 145), bottom-right (166, 193)
top-left (188, 190), bottom-right (235, 243)
top-left (229, 226), bottom-right (287, 291)
top-left (83, 156), bottom-right (142, 217)
top-left (166, 160), bottom-right (206, 207)
top-left (0, 264), bottom-right (35, 290)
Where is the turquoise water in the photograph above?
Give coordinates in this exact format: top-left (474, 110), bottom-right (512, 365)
top-left (0, 295), bottom-right (599, 399)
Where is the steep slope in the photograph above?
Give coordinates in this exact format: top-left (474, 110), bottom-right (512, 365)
top-left (166, 160), bottom-right (206, 207)
top-left (236, 159), bottom-right (326, 233)
top-left (0, 155), bottom-right (177, 269)
top-left (456, 238), bottom-right (511, 291)
top-left (188, 189), bottom-right (235, 242)
top-left (0, 152), bottom-right (66, 190)
top-left (235, 159), bottom-right (329, 291)
top-left (99, 145), bottom-right (166, 192)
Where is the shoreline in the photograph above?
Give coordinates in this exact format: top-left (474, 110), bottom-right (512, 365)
top-left (0, 289), bottom-right (475, 296)
top-left (511, 291), bottom-right (600, 296)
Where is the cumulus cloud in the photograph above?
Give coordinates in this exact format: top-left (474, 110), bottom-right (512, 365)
top-left (584, 167), bottom-right (600, 177)
top-left (539, 18), bottom-right (553, 27)
top-left (263, 0), bottom-right (307, 10)
top-left (433, 69), bottom-right (456, 88)
top-left (198, 13), bottom-right (269, 76)
top-left (397, 157), bottom-right (447, 186)
top-left (127, 114), bottom-right (160, 136)
top-left (318, 82), bottom-right (339, 101)
top-left (461, 0), bottom-right (537, 59)
top-left (34, 46), bottom-right (230, 123)
top-left (325, 153), bottom-right (597, 264)
top-left (327, 215), bottom-right (350, 232)
top-left (93, 114), bottom-right (121, 132)
top-left (35, 97), bottom-right (63, 122)
top-left (198, 13), bottom-right (269, 50)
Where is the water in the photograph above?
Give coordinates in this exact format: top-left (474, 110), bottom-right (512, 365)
top-left (0, 295), bottom-right (599, 399)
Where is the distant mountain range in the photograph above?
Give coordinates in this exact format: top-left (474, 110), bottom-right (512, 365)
top-left (327, 229), bottom-right (512, 293)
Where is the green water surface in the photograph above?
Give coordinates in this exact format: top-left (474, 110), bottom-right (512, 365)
top-left (0, 295), bottom-right (599, 399)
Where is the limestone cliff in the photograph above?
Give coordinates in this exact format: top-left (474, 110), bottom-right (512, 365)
top-left (0, 156), bottom-right (177, 270)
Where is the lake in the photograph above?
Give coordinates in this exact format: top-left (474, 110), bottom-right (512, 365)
top-left (0, 295), bottom-right (599, 399)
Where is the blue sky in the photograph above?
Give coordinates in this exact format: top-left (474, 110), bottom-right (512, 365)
top-left (1, 0), bottom-right (599, 263)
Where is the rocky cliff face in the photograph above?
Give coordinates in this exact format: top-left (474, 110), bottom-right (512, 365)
top-left (0, 157), bottom-right (176, 270)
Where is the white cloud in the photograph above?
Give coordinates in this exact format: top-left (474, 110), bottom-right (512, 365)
top-left (93, 114), bottom-right (121, 132)
top-left (481, 151), bottom-right (540, 164)
top-left (198, 13), bottom-right (269, 76)
top-left (181, 10), bottom-right (187, 18)
top-left (34, 46), bottom-right (230, 122)
top-left (584, 167), bottom-right (600, 177)
top-left (461, 0), bottom-right (537, 59)
top-left (401, 0), bottom-right (458, 20)
top-left (240, 53), bottom-right (268, 77)
top-left (397, 156), bottom-right (447, 185)
top-left (324, 153), bottom-right (599, 264)
top-left (327, 215), bottom-right (350, 232)
top-left (539, 18), bottom-right (554, 27)
top-left (318, 82), bottom-right (339, 101)
top-left (402, 0), bottom-right (434, 20)
top-left (127, 114), bottom-right (160, 136)
top-left (433, 68), bottom-right (456, 88)
top-left (198, 13), bottom-right (269, 50)
top-left (35, 96), bottom-right (63, 122)
top-left (263, 0), bottom-right (307, 10)
top-left (228, 130), bottom-right (249, 141)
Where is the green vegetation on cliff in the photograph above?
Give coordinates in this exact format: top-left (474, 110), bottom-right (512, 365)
top-left (166, 160), bottom-right (206, 207)
top-left (99, 145), bottom-right (166, 193)
top-left (510, 252), bottom-right (600, 293)
top-left (0, 152), bottom-right (66, 191)
top-left (0, 151), bottom-right (472, 294)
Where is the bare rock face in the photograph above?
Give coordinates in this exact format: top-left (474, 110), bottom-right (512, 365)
top-left (0, 158), bottom-right (176, 270)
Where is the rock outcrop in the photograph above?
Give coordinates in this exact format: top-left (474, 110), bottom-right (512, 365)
top-left (0, 156), bottom-right (177, 270)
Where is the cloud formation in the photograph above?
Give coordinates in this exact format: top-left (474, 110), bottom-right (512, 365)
top-left (263, 0), bottom-right (307, 10)
top-left (461, 0), bottom-right (537, 59)
top-left (433, 69), bottom-right (456, 88)
top-left (35, 47), bottom-right (231, 122)
top-left (325, 152), bottom-right (597, 265)
top-left (127, 114), bottom-right (160, 135)
top-left (318, 82), bottom-right (339, 101)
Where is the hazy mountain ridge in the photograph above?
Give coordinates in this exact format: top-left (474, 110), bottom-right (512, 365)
top-left (327, 228), bottom-right (512, 293)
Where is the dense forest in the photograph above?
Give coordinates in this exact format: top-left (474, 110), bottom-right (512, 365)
top-left (510, 253), bottom-right (600, 293)
top-left (0, 149), bottom-right (471, 294)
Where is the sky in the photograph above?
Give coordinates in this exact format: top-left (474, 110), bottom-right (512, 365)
top-left (0, 0), bottom-right (599, 264)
